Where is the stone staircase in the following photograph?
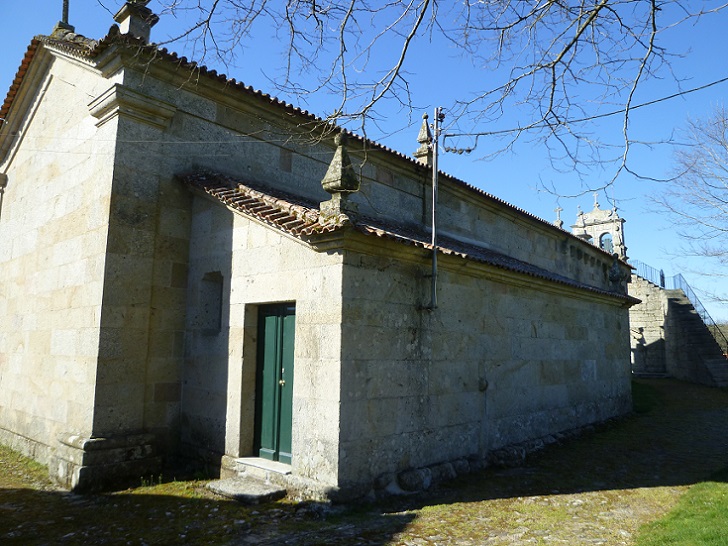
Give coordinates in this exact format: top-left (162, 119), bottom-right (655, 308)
top-left (206, 457), bottom-right (289, 504)
top-left (705, 358), bottom-right (728, 387)
top-left (665, 290), bottom-right (728, 387)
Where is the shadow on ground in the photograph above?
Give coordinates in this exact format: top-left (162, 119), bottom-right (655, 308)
top-left (3, 379), bottom-right (728, 545)
top-left (380, 378), bottom-right (728, 512)
top-left (0, 484), bottom-right (415, 545)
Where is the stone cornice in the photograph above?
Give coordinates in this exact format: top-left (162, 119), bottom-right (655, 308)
top-left (88, 83), bottom-right (176, 129)
top-left (332, 228), bottom-right (638, 309)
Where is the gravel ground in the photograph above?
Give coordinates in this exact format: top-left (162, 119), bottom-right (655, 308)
top-left (2, 378), bottom-right (728, 545)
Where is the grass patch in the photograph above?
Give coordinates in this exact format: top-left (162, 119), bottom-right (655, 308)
top-left (0, 443), bottom-right (51, 489)
top-left (635, 467), bottom-right (728, 546)
top-left (632, 380), bottom-right (662, 414)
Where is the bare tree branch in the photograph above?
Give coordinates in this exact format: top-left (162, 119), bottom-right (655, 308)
top-left (144, 0), bottom-right (728, 181)
top-left (654, 107), bottom-right (728, 271)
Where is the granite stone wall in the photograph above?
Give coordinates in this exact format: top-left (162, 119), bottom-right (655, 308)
top-left (337, 239), bottom-right (632, 491)
top-left (0, 54), bottom-right (117, 468)
top-left (183, 195), bottom-right (346, 488)
top-left (0, 36), bottom-right (634, 494)
top-left (628, 276), bottom-right (668, 375)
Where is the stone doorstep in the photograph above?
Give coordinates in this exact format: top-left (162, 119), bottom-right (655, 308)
top-left (234, 457), bottom-right (292, 484)
top-left (206, 477), bottom-right (287, 505)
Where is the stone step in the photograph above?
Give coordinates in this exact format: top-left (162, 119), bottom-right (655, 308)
top-left (206, 476), bottom-right (287, 504)
top-left (234, 457), bottom-right (292, 485)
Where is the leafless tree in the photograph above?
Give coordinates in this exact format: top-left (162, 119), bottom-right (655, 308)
top-left (656, 106), bottom-right (728, 269)
top-left (149, 0), bottom-right (726, 178)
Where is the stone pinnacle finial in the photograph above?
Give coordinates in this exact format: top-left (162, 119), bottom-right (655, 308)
top-left (114, 0), bottom-right (159, 43)
top-left (321, 132), bottom-right (359, 195)
top-left (413, 113), bottom-right (433, 166)
top-left (554, 206), bottom-right (564, 229)
top-left (320, 132), bottom-right (360, 219)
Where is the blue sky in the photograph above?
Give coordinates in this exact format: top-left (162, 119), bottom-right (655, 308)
top-left (3, 1), bottom-right (728, 320)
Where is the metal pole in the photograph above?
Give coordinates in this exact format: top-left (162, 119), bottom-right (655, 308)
top-left (429, 107), bottom-right (444, 310)
top-left (62, 0), bottom-right (69, 25)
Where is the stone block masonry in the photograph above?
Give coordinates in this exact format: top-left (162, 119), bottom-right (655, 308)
top-left (629, 274), bottom-right (728, 386)
top-left (0, 17), bottom-right (635, 496)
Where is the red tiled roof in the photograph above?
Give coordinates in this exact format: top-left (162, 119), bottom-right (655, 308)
top-left (1, 30), bottom-right (100, 123)
top-left (182, 171), bottom-right (347, 236)
top-left (181, 171), bottom-right (636, 303)
top-left (0, 39), bottom-right (40, 124)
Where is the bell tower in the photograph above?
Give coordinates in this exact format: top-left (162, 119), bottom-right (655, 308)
top-left (571, 193), bottom-right (627, 259)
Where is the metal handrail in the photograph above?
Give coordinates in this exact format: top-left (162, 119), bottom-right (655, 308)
top-left (631, 260), bottom-right (728, 352)
top-left (630, 260), bottom-right (666, 288)
top-left (671, 273), bottom-right (728, 353)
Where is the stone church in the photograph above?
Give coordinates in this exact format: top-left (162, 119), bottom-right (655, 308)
top-left (0, 2), bottom-right (636, 499)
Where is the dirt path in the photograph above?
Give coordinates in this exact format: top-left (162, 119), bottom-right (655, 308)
top-left (3, 378), bottom-right (728, 545)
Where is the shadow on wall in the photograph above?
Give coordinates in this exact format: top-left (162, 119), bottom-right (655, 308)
top-left (665, 298), bottom-right (726, 386)
top-left (631, 296), bottom-right (727, 386)
top-left (179, 198), bottom-right (235, 468)
top-left (631, 331), bottom-right (666, 376)
top-left (5, 380), bottom-right (728, 543)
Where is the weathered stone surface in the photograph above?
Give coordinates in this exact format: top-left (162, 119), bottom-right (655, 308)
top-left (0, 18), bottom-right (633, 500)
top-left (51, 432), bottom-right (161, 491)
top-left (429, 462), bottom-right (457, 484)
top-left (398, 468), bottom-right (432, 492)
top-left (452, 458), bottom-right (471, 476)
top-left (206, 477), bottom-right (287, 504)
top-left (489, 445), bottom-right (527, 468)
top-left (629, 275), bottom-right (727, 386)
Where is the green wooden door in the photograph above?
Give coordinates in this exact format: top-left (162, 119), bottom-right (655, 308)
top-left (255, 303), bottom-right (295, 464)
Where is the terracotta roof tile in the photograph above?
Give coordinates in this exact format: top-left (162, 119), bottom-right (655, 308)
top-left (0, 25), bottom-right (636, 309)
top-left (179, 171), bottom-right (345, 236)
top-left (0, 39), bottom-right (40, 124)
top-left (355, 221), bottom-right (635, 302)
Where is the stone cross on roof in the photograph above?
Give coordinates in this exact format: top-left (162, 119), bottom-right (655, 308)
top-left (54, 0), bottom-right (75, 33)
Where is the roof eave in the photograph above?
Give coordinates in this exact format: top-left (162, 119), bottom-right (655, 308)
top-left (0, 39), bottom-right (40, 130)
top-left (0, 41), bottom-right (56, 166)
